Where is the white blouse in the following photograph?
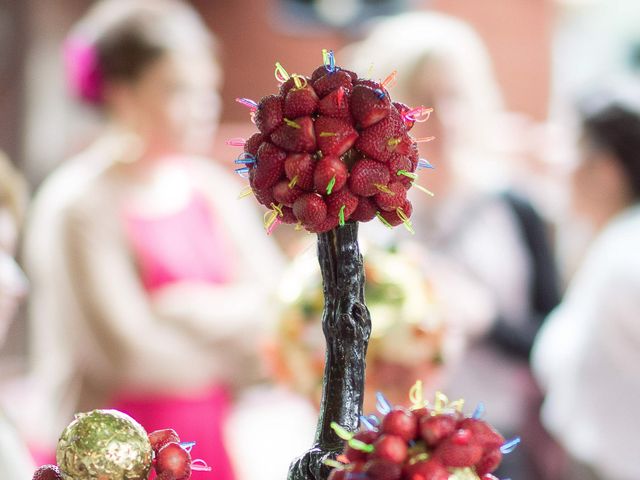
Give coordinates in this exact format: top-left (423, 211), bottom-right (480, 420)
top-left (532, 204), bottom-right (640, 480)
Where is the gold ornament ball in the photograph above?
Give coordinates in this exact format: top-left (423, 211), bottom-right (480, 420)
top-left (56, 409), bottom-right (152, 480)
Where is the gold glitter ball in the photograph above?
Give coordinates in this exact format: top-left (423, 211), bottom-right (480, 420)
top-left (56, 409), bottom-right (152, 480)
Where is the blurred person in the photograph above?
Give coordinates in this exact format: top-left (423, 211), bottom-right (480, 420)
top-left (0, 154), bottom-right (34, 479)
top-left (533, 84), bottom-right (640, 480)
top-left (345, 12), bottom-right (560, 479)
top-left (21, 1), bottom-right (282, 477)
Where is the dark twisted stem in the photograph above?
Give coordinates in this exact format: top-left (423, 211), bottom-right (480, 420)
top-left (288, 222), bottom-right (372, 480)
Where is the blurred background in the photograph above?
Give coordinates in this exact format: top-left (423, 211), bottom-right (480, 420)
top-left (1, 0), bottom-right (640, 479)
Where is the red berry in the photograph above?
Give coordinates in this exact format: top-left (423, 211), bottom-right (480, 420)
top-left (315, 116), bottom-right (359, 157)
top-left (402, 459), bottom-right (450, 480)
top-left (293, 193), bottom-right (327, 227)
top-left (284, 84), bottom-right (319, 118)
top-left (363, 458), bottom-right (401, 480)
top-left (253, 186), bottom-right (276, 208)
top-left (379, 199), bottom-right (413, 227)
top-left (380, 408), bottom-right (417, 443)
top-left (311, 65), bottom-right (330, 82)
top-left (272, 179), bottom-right (303, 207)
top-left (313, 70), bottom-right (353, 98)
top-left (475, 448), bottom-right (503, 475)
top-left (375, 181), bottom-right (407, 212)
top-left (350, 84), bottom-right (391, 129)
top-left (271, 116), bottom-right (317, 153)
top-left (280, 206), bottom-right (298, 224)
top-left (244, 132), bottom-right (264, 157)
top-left (393, 101), bottom-right (415, 130)
top-left (318, 87), bottom-right (351, 118)
top-left (371, 434), bottom-right (407, 464)
top-left (354, 78), bottom-right (385, 90)
top-left (32, 465), bottom-right (63, 480)
top-left (344, 430), bottom-right (379, 463)
top-left (355, 112), bottom-right (409, 163)
top-left (349, 159), bottom-right (390, 197)
top-left (432, 429), bottom-right (483, 468)
top-left (326, 188), bottom-right (359, 225)
top-left (279, 75), bottom-right (312, 97)
top-left (284, 152), bottom-right (315, 190)
top-left (350, 196), bottom-right (377, 222)
top-left (250, 142), bottom-right (286, 191)
top-left (148, 428), bottom-right (180, 453)
top-left (419, 414), bottom-right (457, 447)
top-left (314, 155), bottom-right (348, 194)
top-left (457, 418), bottom-right (505, 451)
top-left (254, 94), bottom-right (283, 135)
top-left (156, 442), bottom-right (192, 480)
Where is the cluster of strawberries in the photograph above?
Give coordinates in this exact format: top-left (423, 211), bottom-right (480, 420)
top-left (31, 428), bottom-right (208, 480)
top-left (328, 394), bottom-right (517, 480)
top-left (236, 52), bottom-right (431, 234)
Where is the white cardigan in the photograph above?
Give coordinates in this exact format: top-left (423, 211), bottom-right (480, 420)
top-left (532, 205), bottom-right (640, 480)
top-left (20, 132), bottom-right (284, 449)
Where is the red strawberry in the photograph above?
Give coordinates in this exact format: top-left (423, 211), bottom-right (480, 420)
top-left (306, 213), bottom-right (340, 233)
top-left (350, 196), bottom-right (377, 222)
top-left (251, 142), bottom-right (286, 190)
top-left (271, 116), bottom-right (316, 153)
top-left (457, 419), bottom-right (505, 451)
top-left (273, 179), bottom-right (303, 207)
top-left (393, 101), bottom-right (415, 130)
top-left (350, 84), bottom-right (391, 129)
top-left (284, 84), bottom-right (319, 118)
top-left (293, 193), bottom-right (327, 227)
top-left (341, 69), bottom-right (359, 81)
top-left (363, 458), bottom-right (401, 480)
top-left (253, 186), bottom-right (276, 208)
top-left (244, 132), bottom-right (264, 157)
top-left (432, 429), bottom-right (483, 468)
top-left (315, 116), bottom-right (358, 156)
top-left (284, 152), bottom-right (316, 190)
top-left (156, 442), bottom-right (192, 480)
top-left (148, 429), bottom-right (180, 453)
top-left (349, 159), bottom-right (390, 197)
top-left (311, 65), bottom-right (330, 82)
top-left (326, 188), bottom-right (359, 225)
top-left (354, 78), bottom-right (384, 90)
top-left (279, 75), bottom-right (312, 96)
top-left (381, 408), bottom-right (417, 443)
top-left (32, 465), bottom-right (63, 480)
top-left (379, 199), bottom-right (413, 227)
top-left (402, 459), bottom-right (450, 480)
top-left (475, 448), bottom-right (502, 475)
top-left (412, 407), bottom-right (431, 422)
top-left (318, 87), bottom-right (351, 118)
top-left (280, 206), bottom-right (298, 224)
top-left (314, 155), bottom-right (348, 194)
top-left (419, 414), bottom-right (457, 447)
top-left (344, 430), bottom-right (379, 463)
top-left (355, 112), bottom-right (408, 163)
top-left (254, 94), bottom-right (283, 135)
top-left (371, 435), bottom-right (408, 464)
top-left (313, 70), bottom-right (353, 98)
top-left (375, 181), bottom-right (407, 212)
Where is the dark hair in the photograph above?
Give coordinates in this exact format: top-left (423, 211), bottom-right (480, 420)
top-left (580, 91), bottom-right (640, 200)
top-left (66, 0), bottom-right (216, 104)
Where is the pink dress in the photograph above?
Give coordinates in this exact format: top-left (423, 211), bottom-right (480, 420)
top-left (110, 190), bottom-right (236, 480)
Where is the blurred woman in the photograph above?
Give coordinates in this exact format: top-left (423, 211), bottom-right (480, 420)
top-left (22, 1), bottom-right (282, 476)
top-left (533, 85), bottom-right (640, 480)
top-left (345, 12), bottom-right (560, 478)
top-left (0, 154), bottom-right (33, 479)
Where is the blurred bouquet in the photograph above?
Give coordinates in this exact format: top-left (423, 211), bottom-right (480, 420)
top-left (267, 244), bottom-right (446, 409)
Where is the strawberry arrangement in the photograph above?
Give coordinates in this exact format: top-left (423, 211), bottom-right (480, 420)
top-left (326, 385), bottom-right (520, 480)
top-left (232, 50), bottom-right (433, 234)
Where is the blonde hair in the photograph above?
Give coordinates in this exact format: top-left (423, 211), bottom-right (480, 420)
top-left (342, 12), bottom-right (506, 186)
top-left (0, 153), bottom-right (28, 225)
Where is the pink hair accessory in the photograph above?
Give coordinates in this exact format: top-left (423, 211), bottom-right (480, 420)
top-left (63, 36), bottom-right (103, 104)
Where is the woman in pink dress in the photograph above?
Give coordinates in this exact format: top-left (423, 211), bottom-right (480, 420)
top-left (22, 2), bottom-right (282, 478)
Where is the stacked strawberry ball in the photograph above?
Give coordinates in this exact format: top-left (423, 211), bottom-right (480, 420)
top-left (239, 60), bottom-right (427, 233)
top-left (329, 402), bottom-right (514, 480)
